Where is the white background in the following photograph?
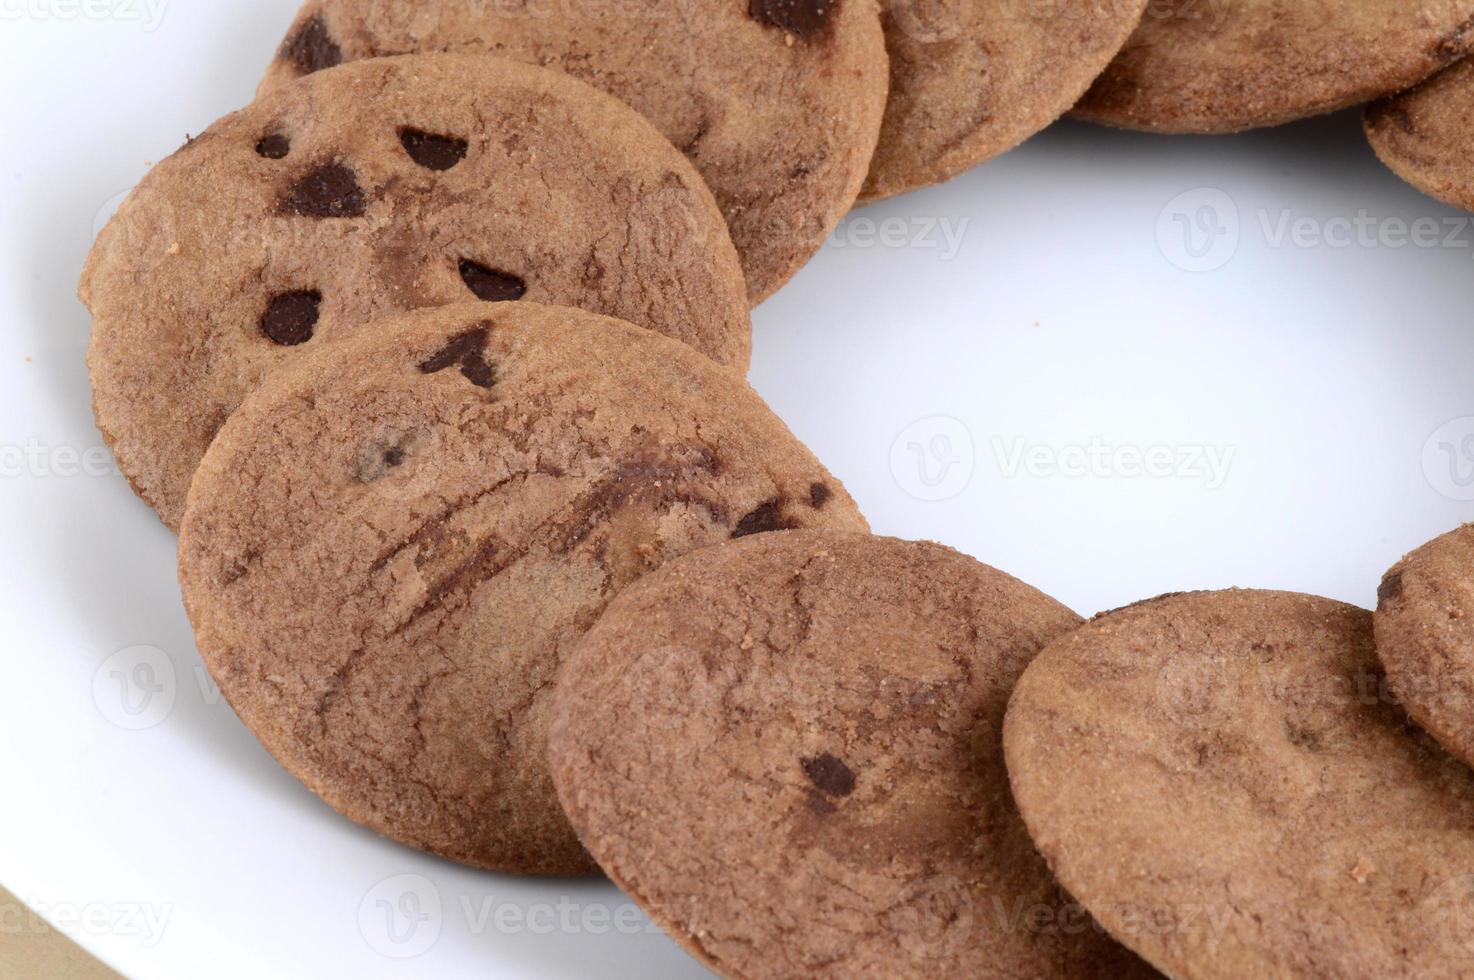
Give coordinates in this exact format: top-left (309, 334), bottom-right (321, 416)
top-left (2, 2), bottom-right (1473, 977)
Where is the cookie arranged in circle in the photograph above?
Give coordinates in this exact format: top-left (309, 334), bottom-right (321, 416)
top-left (261, 0), bottom-right (889, 304)
top-left (862, 0), bottom-right (1149, 199)
top-left (549, 530), bottom-right (1158, 977)
top-left (1375, 525), bottom-right (1474, 768)
top-left (81, 53), bottom-right (752, 529)
top-left (1074, 0), bottom-right (1474, 133)
top-left (1005, 590), bottom-right (1474, 978)
top-left (177, 303), bottom-right (867, 875)
top-left (1366, 60), bottom-right (1474, 213)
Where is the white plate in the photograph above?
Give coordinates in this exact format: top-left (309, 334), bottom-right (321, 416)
top-left (3, 4), bottom-right (1472, 977)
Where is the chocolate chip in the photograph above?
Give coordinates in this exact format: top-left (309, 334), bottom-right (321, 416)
top-left (280, 163), bottom-right (366, 218)
top-left (1377, 571), bottom-right (1404, 610)
top-left (748, 0), bottom-right (836, 39)
top-left (806, 792), bottom-right (838, 816)
top-left (281, 14), bottom-right (341, 76)
top-left (382, 448), bottom-right (405, 468)
top-left (399, 128), bottom-right (469, 171)
top-left (458, 260), bottom-right (527, 302)
top-left (420, 325), bottom-right (496, 389)
top-left (256, 133), bottom-right (291, 159)
top-left (732, 499), bottom-right (797, 539)
top-left (802, 754), bottom-right (855, 797)
top-left (260, 291), bottom-right (321, 346)
top-left (809, 482), bottom-right (832, 508)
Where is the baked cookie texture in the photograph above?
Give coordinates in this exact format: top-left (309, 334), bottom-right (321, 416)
top-left (862, 0), bottom-right (1149, 200)
top-left (1375, 524), bottom-right (1474, 769)
top-left (1367, 59), bottom-right (1474, 212)
top-left (260, 0), bottom-right (890, 304)
top-left (81, 53), bottom-right (752, 530)
top-left (549, 530), bottom-right (1158, 978)
top-left (1005, 589), bottom-right (1474, 979)
top-left (176, 303), bottom-right (867, 876)
top-left (1074, 0), bottom-right (1474, 133)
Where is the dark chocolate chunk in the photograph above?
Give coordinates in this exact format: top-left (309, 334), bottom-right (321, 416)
top-left (400, 128), bottom-right (469, 171)
top-left (256, 133), bottom-right (291, 160)
top-left (281, 14), bottom-right (342, 76)
top-left (748, 0), bottom-right (836, 39)
top-left (281, 163), bottom-right (366, 218)
top-left (459, 260), bottom-right (527, 302)
top-left (802, 753), bottom-right (856, 797)
top-left (420, 326), bottom-right (496, 389)
top-left (260, 291), bottom-right (321, 346)
top-left (732, 499), bottom-right (796, 538)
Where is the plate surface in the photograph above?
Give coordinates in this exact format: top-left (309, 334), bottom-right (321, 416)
top-left (2, 4), bottom-right (1472, 977)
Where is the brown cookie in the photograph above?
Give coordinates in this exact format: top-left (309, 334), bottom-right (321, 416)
top-left (1005, 589), bottom-right (1474, 979)
top-left (176, 303), bottom-right (868, 875)
top-left (260, 0), bottom-right (890, 303)
top-left (1367, 59), bottom-right (1474, 212)
top-left (1375, 524), bottom-right (1474, 769)
top-left (862, 0), bottom-right (1149, 200)
top-left (1075, 0), bottom-right (1474, 133)
top-left (81, 53), bottom-right (752, 530)
top-left (548, 530), bottom-right (1158, 978)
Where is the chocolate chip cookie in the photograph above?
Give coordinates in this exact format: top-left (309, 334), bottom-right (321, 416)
top-left (260, 0), bottom-right (889, 303)
top-left (1375, 525), bottom-right (1474, 769)
top-left (176, 302), bottom-right (867, 876)
top-left (1367, 60), bottom-right (1474, 213)
top-left (862, 0), bottom-right (1149, 199)
top-left (549, 530), bottom-right (1157, 977)
top-left (1074, 0), bottom-right (1474, 133)
top-left (81, 53), bottom-right (752, 530)
top-left (1005, 590), bottom-right (1474, 979)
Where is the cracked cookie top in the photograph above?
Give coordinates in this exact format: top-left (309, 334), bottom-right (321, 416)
top-left (81, 53), bottom-right (751, 529)
top-left (549, 530), bottom-right (1154, 977)
top-left (1005, 589), bottom-right (1474, 978)
top-left (1074, 0), bottom-right (1474, 133)
top-left (259, 0), bottom-right (889, 304)
top-left (176, 302), bottom-right (865, 875)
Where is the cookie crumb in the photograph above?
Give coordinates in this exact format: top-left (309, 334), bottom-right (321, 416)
top-left (740, 633), bottom-right (755, 650)
top-left (1350, 857), bottom-right (1376, 883)
top-left (167, 242), bottom-right (181, 256)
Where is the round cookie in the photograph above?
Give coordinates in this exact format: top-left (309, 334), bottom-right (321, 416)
top-left (548, 530), bottom-right (1158, 978)
top-left (176, 302), bottom-right (868, 876)
top-left (1005, 590), bottom-right (1474, 979)
top-left (861, 0), bottom-right (1149, 200)
top-left (260, 0), bottom-right (890, 304)
top-left (81, 53), bottom-right (752, 530)
top-left (1074, 0), bottom-right (1474, 133)
top-left (1367, 60), bottom-right (1474, 212)
top-left (1375, 524), bottom-right (1474, 769)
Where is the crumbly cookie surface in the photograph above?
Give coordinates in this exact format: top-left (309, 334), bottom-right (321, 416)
top-left (1367, 61), bottom-right (1474, 212)
top-left (863, 0), bottom-right (1149, 199)
top-left (82, 53), bottom-right (751, 528)
top-left (261, 0), bottom-right (890, 303)
top-left (177, 303), bottom-right (866, 875)
top-left (550, 530), bottom-right (1157, 977)
top-left (1006, 589), bottom-right (1474, 978)
top-left (1375, 525), bottom-right (1474, 769)
top-left (1075, 0), bottom-right (1474, 133)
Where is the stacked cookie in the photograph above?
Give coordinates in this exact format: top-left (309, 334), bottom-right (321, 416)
top-left (77, 0), bottom-right (1474, 977)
